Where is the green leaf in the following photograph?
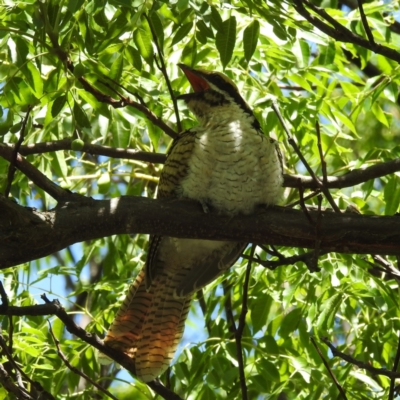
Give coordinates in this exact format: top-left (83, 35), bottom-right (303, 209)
top-left (73, 102), bottom-right (91, 128)
top-left (110, 54), bottom-right (124, 80)
top-left (216, 16), bottom-right (236, 68)
top-left (113, 111), bottom-right (130, 148)
top-left (171, 22), bottom-right (193, 47)
top-left (148, 11), bottom-right (164, 48)
top-left (243, 20), bottom-right (260, 62)
top-left (288, 73), bottom-right (312, 92)
top-left (51, 95), bottom-right (67, 118)
top-left (12, 36), bottom-right (29, 67)
top-left (22, 62), bottom-right (43, 98)
top-left (134, 18), bottom-right (153, 64)
top-left (181, 36), bottom-right (197, 66)
top-left (256, 359), bottom-right (280, 382)
top-left (251, 293), bottom-right (272, 333)
top-left (292, 38), bottom-right (310, 68)
top-left (210, 6), bottom-right (223, 31)
top-left (371, 102), bottom-right (389, 127)
top-left (316, 292), bottom-right (342, 332)
top-left (125, 45), bottom-right (142, 71)
top-left (197, 20), bottom-right (214, 39)
top-left (384, 176), bottom-right (400, 215)
top-left (319, 41), bottom-right (336, 65)
top-left (279, 307), bottom-right (302, 338)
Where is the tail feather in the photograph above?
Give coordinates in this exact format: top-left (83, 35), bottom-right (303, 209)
top-left (104, 268), bottom-right (191, 382)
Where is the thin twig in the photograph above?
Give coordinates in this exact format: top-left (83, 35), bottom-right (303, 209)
top-left (38, 295), bottom-right (182, 400)
top-left (235, 245), bottom-right (255, 400)
top-left (145, 14), bottom-right (182, 132)
top-left (3, 140), bottom-right (166, 164)
top-left (357, 0), bottom-right (375, 45)
top-left (47, 321), bottom-right (118, 400)
top-left (0, 147), bottom-right (82, 202)
top-left (321, 337), bottom-right (400, 378)
top-left (311, 194), bottom-right (323, 271)
top-left (0, 363), bottom-right (33, 400)
top-left (242, 249), bottom-right (327, 271)
top-left (4, 106), bottom-right (33, 197)
top-left (0, 284), bottom-right (14, 373)
top-left (310, 336), bottom-right (348, 399)
top-left (102, 76), bottom-right (147, 105)
top-left (223, 281), bottom-right (236, 338)
top-left (389, 332), bottom-right (400, 400)
top-left (66, 60), bottom-right (178, 139)
top-left (4, 141), bottom-right (400, 190)
top-left (272, 101), bottom-right (341, 213)
top-left (315, 121), bottom-right (327, 185)
top-left (0, 282), bottom-right (8, 306)
top-left (285, 189), bottom-right (320, 208)
top-left (0, 283), bottom-right (14, 380)
top-left (196, 290), bottom-right (212, 336)
top-left (297, 178), bottom-right (315, 224)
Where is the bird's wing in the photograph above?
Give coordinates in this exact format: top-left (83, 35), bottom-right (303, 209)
top-left (146, 129), bottom-right (197, 287)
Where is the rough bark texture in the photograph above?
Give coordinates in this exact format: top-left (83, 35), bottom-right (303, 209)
top-left (1, 194), bottom-right (399, 269)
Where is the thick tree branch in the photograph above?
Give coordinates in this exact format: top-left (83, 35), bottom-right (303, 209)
top-left (1, 195), bottom-right (399, 268)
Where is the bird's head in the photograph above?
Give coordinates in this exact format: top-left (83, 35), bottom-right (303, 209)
top-left (177, 64), bottom-right (258, 128)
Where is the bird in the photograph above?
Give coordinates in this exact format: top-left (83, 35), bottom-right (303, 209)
top-left (103, 64), bottom-right (284, 382)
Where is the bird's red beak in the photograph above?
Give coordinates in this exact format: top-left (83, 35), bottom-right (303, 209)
top-left (179, 64), bottom-right (210, 92)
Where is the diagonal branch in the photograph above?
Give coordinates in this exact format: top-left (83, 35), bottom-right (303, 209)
top-left (47, 321), bottom-right (118, 400)
top-left (357, 0), bottom-right (375, 45)
top-left (292, 0), bottom-right (400, 64)
top-left (4, 106), bottom-right (33, 197)
top-left (321, 337), bottom-right (400, 378)
top-left (310, 337), bottom-right (348, 399)
top-left (145, 14), bottom-right (182, 133)
top-left (0, 146), bottom-right (75, 202)
top-left (272, 101), bottom-right (341, 213)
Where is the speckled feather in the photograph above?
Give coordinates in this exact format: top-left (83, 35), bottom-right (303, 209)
top-left (104, 66), bottom-right (284, 382)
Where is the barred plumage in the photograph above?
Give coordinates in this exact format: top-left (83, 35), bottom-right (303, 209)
top-left (104, 64), bottom-right (284, 382)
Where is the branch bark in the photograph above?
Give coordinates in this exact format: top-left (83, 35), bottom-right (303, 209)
top-left (292, 0), bottom-right (400, 64)
top-left (1, 195), bottom-right (399, 268)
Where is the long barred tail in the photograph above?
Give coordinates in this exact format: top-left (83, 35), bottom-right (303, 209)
top-left (104, 268), bottom-right (192, 382)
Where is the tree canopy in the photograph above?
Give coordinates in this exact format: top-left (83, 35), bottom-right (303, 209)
top-left (0, 0), bottom-right (400, 399)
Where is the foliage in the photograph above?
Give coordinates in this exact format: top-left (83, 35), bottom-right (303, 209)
top-left (0, 0), bottom-right (400, 399)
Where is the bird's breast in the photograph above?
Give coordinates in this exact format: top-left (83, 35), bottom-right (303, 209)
top-left (179, 117), bottom-right (283, 215)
